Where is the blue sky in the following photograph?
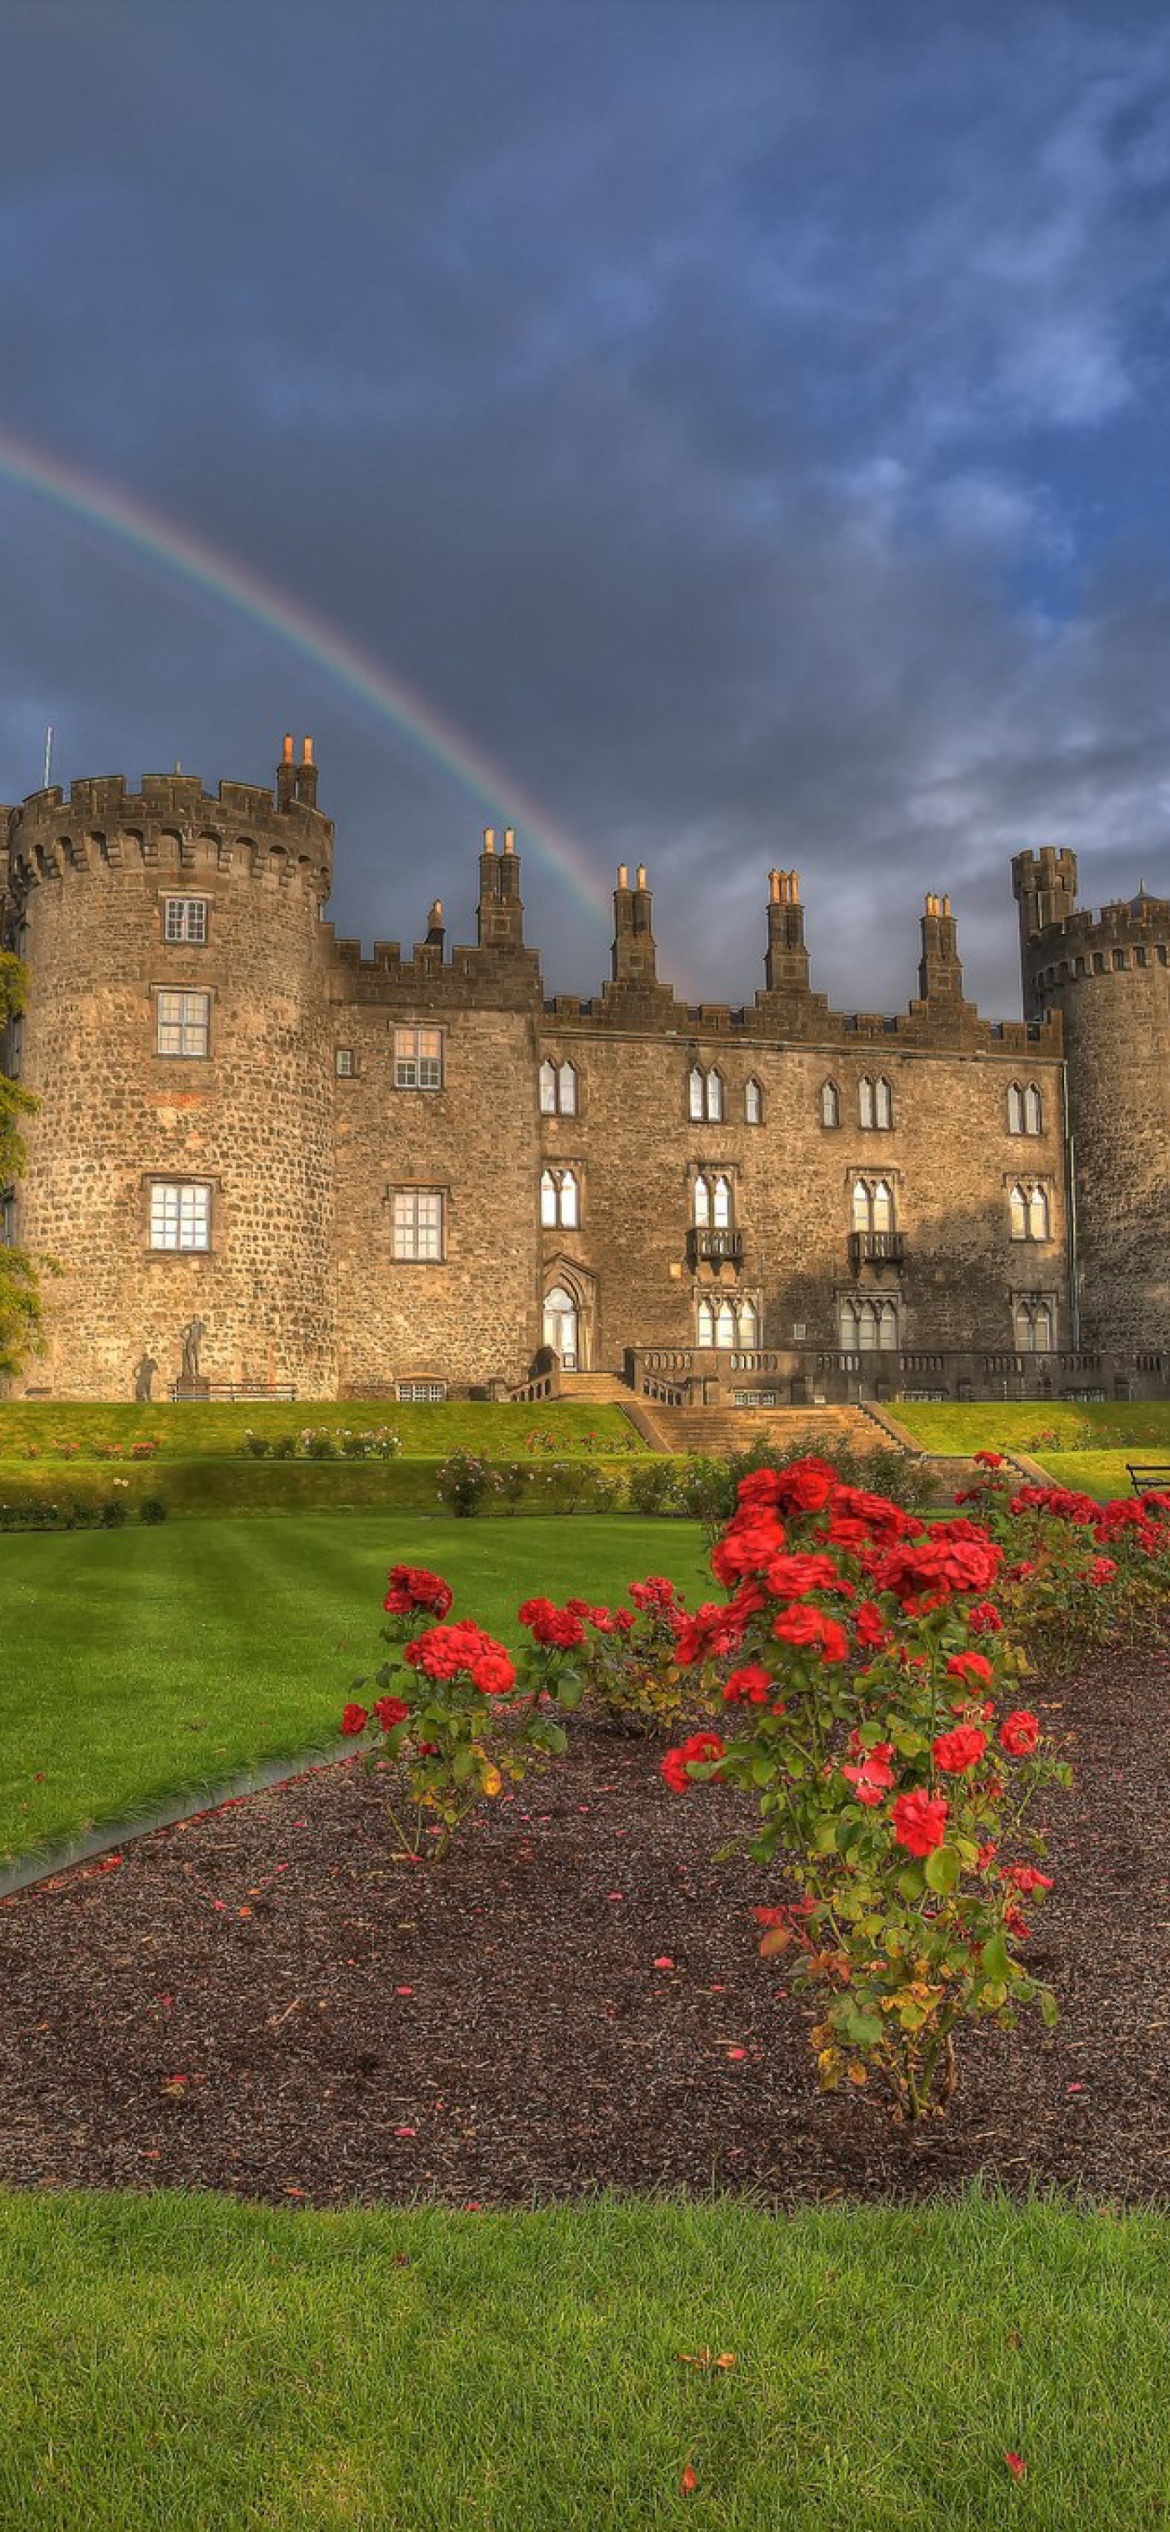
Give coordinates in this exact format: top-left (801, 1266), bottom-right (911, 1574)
top-left (2, 0), bottom-right (1170, 1012)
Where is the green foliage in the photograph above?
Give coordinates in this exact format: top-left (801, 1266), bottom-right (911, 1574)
top-left (0, 1396), bottom-right (648, 1460)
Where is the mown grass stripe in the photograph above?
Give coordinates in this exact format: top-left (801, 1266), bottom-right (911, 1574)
top-left (0, 2189), bottom-right (1166, 2528)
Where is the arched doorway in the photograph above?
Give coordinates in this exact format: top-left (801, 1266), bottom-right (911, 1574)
top-left (543, 1283), bottom-right (579, 1369)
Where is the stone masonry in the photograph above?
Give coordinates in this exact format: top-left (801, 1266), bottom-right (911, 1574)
top-left (0, 740), bottom-right (1162, 1401)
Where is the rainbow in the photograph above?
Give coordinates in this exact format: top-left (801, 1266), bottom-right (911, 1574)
top-left (0, 426), bottom-right (615, 927)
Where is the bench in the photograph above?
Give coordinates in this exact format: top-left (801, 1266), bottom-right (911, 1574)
top-left (1126, 1464), bottom-right (1170, 1497)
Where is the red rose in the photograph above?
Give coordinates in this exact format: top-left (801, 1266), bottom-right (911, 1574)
top-left (999, 1709), bottom-right (1040, 1756)
top-left (932, 1725), bottom-right (988, 1775)
top-left (628, 1576), bottom-right (680, 1610)
top-left (723, 1662), bottom-right (773, 1705)
top-left (891, 1788), bottom-right (949, 1855)
top-left (383, 1565), bottom-right (453, 1617)
top-left (771, 1456), bottom-right (838, 1514)
top-left (1088, 1556), bottom-right (1116, 1585)
top-left (854, 1600), bottom-right (890, 1650)
top-left (340, 1703), bottom-right (369, 1736)
top-left (519, 1599), bottom-right (585, 1648)
top-left (967, 1600), bottom-right (1003, 1635)
top-left (372, 1695), bottom-right (410, 1730)
top-left (946, 1651), bottom-right (994, 1688)
top-left (471, 1650), bottom-right (517, 1696)
top-left (661, 1730), bottom-right (725, 1793)
top-left (711, 1519), bottom-right (786, 1586)
top-left (762, 1551), bottom-right (840, 1599)
top-left (842, 1742), bottom-right (895, 1806)
top-left (974, 1450), bottom-right (1005, 1468)
top-left (772, 1605), bottom-right (849, 1662)
top-left (1001, 1863), bottom-right (1053, 1895)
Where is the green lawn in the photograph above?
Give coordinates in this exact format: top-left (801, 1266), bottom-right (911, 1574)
top-left (892, 1399), bottom-right (1170, 1458)
top-left (0, 2189), bottom-right (1166, 2529)
top-left (0, 1397), bottom-right (646, 1461)
top-left (0, 1513), bottom-right (709, 1867)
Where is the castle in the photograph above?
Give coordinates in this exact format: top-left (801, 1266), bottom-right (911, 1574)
top-left (1, 737), bottom-right (1167, 1406)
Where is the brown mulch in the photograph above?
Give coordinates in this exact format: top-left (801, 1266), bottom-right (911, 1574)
top-left (3, 1643), bottom-right (1170, 2210)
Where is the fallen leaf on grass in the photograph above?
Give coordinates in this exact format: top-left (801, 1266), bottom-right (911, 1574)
top-left (676, 2350), bottom-right (735, 2372)
top-left (652, 1956), bottom-right (675, 1970)
top-left (1005, 2453), bottom-right (1027, 2481)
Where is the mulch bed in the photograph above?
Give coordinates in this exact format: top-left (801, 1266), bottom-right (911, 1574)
top-left (3, 1641), bottom-right (1170, 2210)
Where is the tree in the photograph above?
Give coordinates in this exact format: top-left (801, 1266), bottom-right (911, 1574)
top-left (0, 948), bottom-right (45, 1379)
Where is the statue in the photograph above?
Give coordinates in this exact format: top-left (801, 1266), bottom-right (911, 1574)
top-left (133, 1353), bottom-right (158, 1403)
top-left (179, 1318), bottom-right (207, 1384)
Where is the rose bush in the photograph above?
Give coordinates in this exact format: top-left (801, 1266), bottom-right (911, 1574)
top-left (954, 1464), bottom-right (1170, 1652)
top-left (573, 1576), bottom-right (695, 1734)
top-left (340, 1565), bottom-right (583, 1858)
top-left (660, 1457), bottom-right (1072, 2122)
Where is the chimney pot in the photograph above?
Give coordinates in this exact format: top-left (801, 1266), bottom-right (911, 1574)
top-left (636, 864), bottom-right (647, 889)
top-left (503, 826), bottom-right (516, 854)
top-left (282, 734), bottom-right (294, 762)
top-left (617, 863), bottom-right (629, 889)
top-left (483, 826), bottom-right (496, 853)
top-left (302, 736), bottom-right (314, 765)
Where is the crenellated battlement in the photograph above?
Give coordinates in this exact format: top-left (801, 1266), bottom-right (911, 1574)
top-left (4, 747), bottom-right (333, 903)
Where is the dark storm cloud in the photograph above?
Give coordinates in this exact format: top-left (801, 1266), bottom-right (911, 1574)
top-left (3, 0), bottom-right (1170, 1013)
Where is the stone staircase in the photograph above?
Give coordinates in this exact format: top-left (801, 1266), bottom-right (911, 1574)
top-left (556, 1372), bottom-right (636, 1404)
top-left (622, 1400), bottom-right (896, 1461)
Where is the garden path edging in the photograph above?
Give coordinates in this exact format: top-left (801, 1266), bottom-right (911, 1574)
top-left (0, 1741), bottom-right (354, 1902)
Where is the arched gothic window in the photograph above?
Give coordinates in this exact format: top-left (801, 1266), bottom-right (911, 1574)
top-left (738, 1297), bottom-right (759, 1348)
top-left (874, 1076), bottom-right (893, 1129)
top-left (697, 1298), bottom-right (715, 1347)
top-left (839, 1296), bottom-right (899, 1352)
top-left (859, 1075), bottom-right (874, 1129)
top-left (1014, 1297), bottom-right (1055, 1353)
top-left (1028, 1182), bottom-right (1049, 1241)
top-left (688, 1064), bottom-right (723, 1122)
top-left (541, 1167), bottom-right (580, 1227)
top-left (820, 1080), bottom-right (841, 1129)
top-left (692, 1171), bottom-right (733, 1230)
top-left (540, 1058), bottom-right (579, 1115)
top-left (1024, 1083), bottom-right (1043, 1134)
top-left (1007, 1082), bottom-right (1024, 1134)
top-left (745, 1076), bottom-right (763, 1125)
top-left (851, 1178), bottom-right (895, 1234)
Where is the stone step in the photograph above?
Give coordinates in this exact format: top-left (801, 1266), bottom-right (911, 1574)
top-left (643, 1403), bottom-right (899, 1461)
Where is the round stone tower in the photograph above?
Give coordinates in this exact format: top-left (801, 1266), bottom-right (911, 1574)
top-left (1013, 844), bottom-right (1170, 1354)
top-left (2, 740), bottom-right (337, 1399)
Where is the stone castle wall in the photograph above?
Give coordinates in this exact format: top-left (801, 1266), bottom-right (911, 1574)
top-left (2, 762), bottom-right (338, 1400)
top-left (2, 746), bottom-right (1159, 1400)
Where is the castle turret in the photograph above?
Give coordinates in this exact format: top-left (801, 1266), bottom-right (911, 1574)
top-left (1010, 849), bottom-right (1170, 1351)
top-left (3, 744), bottom-right (337, 1398)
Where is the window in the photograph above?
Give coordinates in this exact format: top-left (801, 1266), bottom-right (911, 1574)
top-left (1008, 1082), bottom-right (1043, 1134)
top-left (397, 1380), bottom-right (447, 1403)
top-left (394, 1026), bottom-right (443, 1090)
top-left (336, 1048), bottom-right (355, 1077)
top-left (149, 1181), bottom-right (211, 1251)
top-left (860, 1075), bottom-right (894, 1129)
top-left (3, 1015), bottom-right (22, 1077)
top-left (540, 1058), bottom-right (579, 1115)
top-left (156, 989), bottom-right (210, 1058)
top-left (0, 1191), bottom-right (15, 1246)
top-left (838, 1296), bottom-right (899, 1351)
top-left (541, 1167), bottom-right (580, 1227)
top-left (689, 1064), bottom-right (723, 1121)
top-left (744, 1076), bottom-right (763, 1125)
top-left (851, 1178), bottom-right (895, 1234)
top-left (163, 897), bottom-right (208, 945)
top-left (392, 1188), bottom-right (444, 1259)
top-left (697, 1296), bottom-right (758, 1349)
top-left (820, 1080), bottom-right (840, 1129)
top-left (1009, 1181), bottom-right (1050, 1241)
top-left (693, 1171), bottom-right (732, 1230)
top-left (1014, 1298), bottom-right (1055, 1353)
